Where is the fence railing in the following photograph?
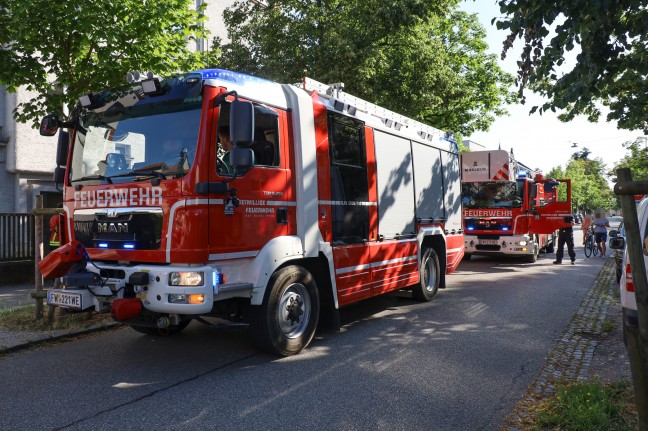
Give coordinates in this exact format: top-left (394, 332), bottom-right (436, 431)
top-left (0, 213), bottom-right (35, 262)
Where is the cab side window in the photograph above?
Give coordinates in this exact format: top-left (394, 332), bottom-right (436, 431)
top-left (217, 103), bottom-right (279, 176)
top-left (250, 104), bottom-right (279, 168)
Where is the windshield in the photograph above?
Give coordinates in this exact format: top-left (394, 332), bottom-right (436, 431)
top-left (70, 74), bottom-right (202, 184)
top-left (462, 181), bottom-right (523, 209)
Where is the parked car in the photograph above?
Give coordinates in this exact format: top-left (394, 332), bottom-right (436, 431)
top-left (609, 220), bottom-right (625, 283)
top-left (572, 213), bottom-right (581, 224)
top-left (612, 198), bottom-right (643, 373)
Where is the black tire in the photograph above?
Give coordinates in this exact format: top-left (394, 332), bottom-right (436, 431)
top-left (525, 243), bottom-right (538, 263)
top-left (250, 265), bottom-right (320, 356)
top-left (584, 239), bottom-right (592, 258)
top-left (130, 318), bottom-right (191, 336)
top-left (412, 248), bottom-right (440, 301)
top-left (545, 237), bottom-right (555, 254)
top-left (462, 253), bottom-right (472, 261)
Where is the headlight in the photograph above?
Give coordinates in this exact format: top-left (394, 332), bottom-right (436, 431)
top-left (518, 240), bottom-right (527, 246)
top-left (168, 271), bottom-right (204, 286)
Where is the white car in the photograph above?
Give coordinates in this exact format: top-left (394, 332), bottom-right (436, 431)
top-left (613, 199), bottom-right (644, 344)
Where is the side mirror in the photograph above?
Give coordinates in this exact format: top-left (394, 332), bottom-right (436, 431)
top-left (609, 237), bottom-right (624, 250)
top-left (53, 166), bottom-right (66, 184)
top-left (230, 147), bottom-right (254, 170)
top-left (609, 229), bottom-right (619, 238)
top-left (56, 130), bottom-right (70, 166)
top-left (40, 115), bottom-right (59, 136)
top-left (230, 99), bottom-right (254, 146)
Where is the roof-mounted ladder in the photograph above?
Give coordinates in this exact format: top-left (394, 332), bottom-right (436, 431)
top-left (301, 77), bottom-right (448, 143)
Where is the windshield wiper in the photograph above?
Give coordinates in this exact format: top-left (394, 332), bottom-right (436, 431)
top-left (109, 167), bottom-right (167, 181)
top-left (70, 174), bottom-right (113, 184)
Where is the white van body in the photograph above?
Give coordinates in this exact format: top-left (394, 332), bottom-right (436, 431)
top-left (619, 198), bottom-right (645, 324)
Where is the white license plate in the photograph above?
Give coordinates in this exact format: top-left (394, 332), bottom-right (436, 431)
top-left (479, 239), bottom-right (498, 245)
top-left (47, 291), bottom-right (82, 309)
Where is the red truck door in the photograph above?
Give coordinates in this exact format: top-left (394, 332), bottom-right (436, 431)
top-left (528, 179), bottom-right (572, 234)
top-left (207, 101), bottom-right (292, 259)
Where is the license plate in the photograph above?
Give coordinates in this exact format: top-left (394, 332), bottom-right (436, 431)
top-left (47, 291), bottom-right (82, 309)
top-left (479, 239), bottom-right (498, 245)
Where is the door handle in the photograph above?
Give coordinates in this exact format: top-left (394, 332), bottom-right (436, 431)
top-left (276, 207), bottom-right (288, 224)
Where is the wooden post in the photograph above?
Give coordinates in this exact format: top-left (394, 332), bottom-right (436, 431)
top-left (34, 195), bottom-right (44, 319)
top-left (30, 207), bottom-right (64, 318)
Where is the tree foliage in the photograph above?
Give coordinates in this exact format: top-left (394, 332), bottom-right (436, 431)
top-left (496, 0), bottom-right (648, 132)
top-left (0, 0), bottom-right (216, 127)
top-left (613, 138), bottom-right (648, 181)
top-left (216, 0), bottom-right (515, 136)
top-left (547, 150), bottom-right (613, 213)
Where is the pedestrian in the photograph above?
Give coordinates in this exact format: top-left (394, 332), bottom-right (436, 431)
top-left (580, 213), bottom-right (592, 245)
top-left (553, 215), bottom-right (576, 265)
top-left (593, 208), bottom-right (610, 257)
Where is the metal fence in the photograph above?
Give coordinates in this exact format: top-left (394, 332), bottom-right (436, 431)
top-left (0, 213), bottom-right (35, 262)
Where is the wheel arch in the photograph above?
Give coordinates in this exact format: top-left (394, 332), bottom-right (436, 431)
top-left (252, 252), bottom-right (339, 330)
top-left (420, 233), bottom-right (447, 289)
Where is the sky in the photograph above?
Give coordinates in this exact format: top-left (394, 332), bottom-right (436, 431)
top-left (459, 0), bottom-right (640, 176)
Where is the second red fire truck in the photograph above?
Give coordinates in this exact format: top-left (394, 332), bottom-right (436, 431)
top-left (38, 69), bottom-right (464, 355)
top-left (461, 149), bottom-right (572, 262)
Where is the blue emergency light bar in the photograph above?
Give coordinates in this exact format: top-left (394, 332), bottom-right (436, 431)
top-left (195, 69), bottom-right (274, 86)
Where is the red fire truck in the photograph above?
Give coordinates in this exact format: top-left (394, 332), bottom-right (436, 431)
top-left (460, 149), bottom-right (572, 262)
top-left (38, 69), bottom-right (464, 355)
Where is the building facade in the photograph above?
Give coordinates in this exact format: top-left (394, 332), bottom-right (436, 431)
top-left (0, 0), bottom-right (237, 214)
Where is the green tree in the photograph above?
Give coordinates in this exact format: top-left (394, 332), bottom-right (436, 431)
top-left (0, 0), bottom-right (216, 127)
top-left (614, 138), bottom-right (648, 181)
top-left (546, 165), bottom-right (567, 202)
top-left (495, 0), bottom-right (648, 133)
top-left (565, 157), bottom-right (612, 214)
top-left (546, 153), bottom-right (612, 213)
top-left (216, 0), bottom-right (515, 136)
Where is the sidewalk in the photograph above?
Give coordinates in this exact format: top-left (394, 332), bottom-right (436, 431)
top-left (504, 257), bottom-right (631, 429)
top-left (0, 282), bottom-right (119, 353)
top-left (0, 282), bottom-right (38, 310)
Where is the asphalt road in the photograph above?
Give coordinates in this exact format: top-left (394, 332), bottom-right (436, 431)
top-left (1, 228), bottom-right (610, 431)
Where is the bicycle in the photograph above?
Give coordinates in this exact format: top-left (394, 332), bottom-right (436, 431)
top-left (583, 227), bottom-right (598, 258)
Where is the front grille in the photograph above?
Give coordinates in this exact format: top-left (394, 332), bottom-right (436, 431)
top-left (74, 208), bottom-right (163, 250)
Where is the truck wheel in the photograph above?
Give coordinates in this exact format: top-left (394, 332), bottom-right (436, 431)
top-left (525, 243), bottom-right (538, 263)
top-left (250, 265), bottom-right (320, 356)
top-left (462, 253), bottom-right (472, 261)
top-left (130, 319), bottom-right (191, 336)
top-left (545, 238), bottom-right (555, 254)
top-left (412, 248), bottom-right (440, 301)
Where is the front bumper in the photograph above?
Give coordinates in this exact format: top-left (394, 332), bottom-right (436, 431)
top-left (464, 234), bottom-right (534, 256)
top-left (46, 264), bottom-right (242, 315)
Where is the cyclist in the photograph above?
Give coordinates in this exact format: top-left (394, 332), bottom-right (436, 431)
top-left (592, 208), bottom-right (610, 257)
top-left (581, 213), bottom-right (592, 245)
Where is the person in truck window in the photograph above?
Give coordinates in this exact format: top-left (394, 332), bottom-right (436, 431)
top-left (593, 208), bottom-right (610, 257)
top-left (553, 215), bottom-right (576, 265)
top-left (217, 125), bottom-right (234, 174)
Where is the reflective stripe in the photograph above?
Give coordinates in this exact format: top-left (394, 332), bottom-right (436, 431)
top-left (319, 200), bottom-right (377, 206)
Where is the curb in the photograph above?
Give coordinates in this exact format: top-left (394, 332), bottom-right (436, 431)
top-left (0, 321), bottom-right (121, 355)
top-left (503, 258), bottom-right (617, 429)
